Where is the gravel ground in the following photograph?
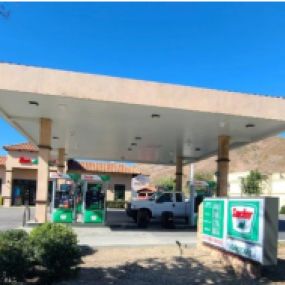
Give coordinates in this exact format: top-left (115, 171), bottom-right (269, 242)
top-left (56, 243), bottom-right (285, 285)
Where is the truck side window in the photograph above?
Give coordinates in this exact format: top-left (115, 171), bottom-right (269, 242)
top-left (175, 193), bottom-right (183, 202)
top-left (156, 193), bottom-right (173, 203)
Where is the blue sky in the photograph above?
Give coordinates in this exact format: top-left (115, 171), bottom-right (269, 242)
top-left (1, 2), bottom-right (285, 155)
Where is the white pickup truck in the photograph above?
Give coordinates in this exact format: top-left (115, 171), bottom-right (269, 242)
top-left (126, 191), bottom-right (191, 228)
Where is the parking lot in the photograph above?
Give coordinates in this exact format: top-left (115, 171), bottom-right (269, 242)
top-left (0, 207), bottom-right (197, 247)
top-left (1, 207), bottom-right (285, 247)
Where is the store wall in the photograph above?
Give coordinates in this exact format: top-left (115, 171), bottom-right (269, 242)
top-left (7, 151), bottom-right (38, 171)
top-left (107, 174), bottom-right (132, 201)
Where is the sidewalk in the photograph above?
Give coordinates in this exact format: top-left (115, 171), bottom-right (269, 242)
top-left (73, 227), bottom-right (197, 247)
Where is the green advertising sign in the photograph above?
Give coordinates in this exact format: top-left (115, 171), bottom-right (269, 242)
top-left (203, 199), bottom-right (225, 239)
top-left (227, 200), bottom-right (260, 243)
top-left (202, 198), bottom-right (275, 264)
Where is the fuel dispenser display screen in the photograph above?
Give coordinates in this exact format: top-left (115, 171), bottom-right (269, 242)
top-left (54, 184), bottom-right (74, 209)
top-left (85, 183), bottom-right (104, 210)
top-left (83, 180), bottom-right (106, 224)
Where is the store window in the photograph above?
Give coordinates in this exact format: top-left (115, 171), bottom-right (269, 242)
top-left (114, 184), bottom-right (125, 201)
top-left (12, 179), bottom-right (36, 206)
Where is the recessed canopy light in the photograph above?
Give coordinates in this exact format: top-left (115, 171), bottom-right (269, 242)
top-left (53, 136), bottom-right (59, 140)
top-left (195, 147), bottom-right (201, 151)
top-left (151, 114), bottom-right (160, 118)
top-left (246, 123), bottom-right (255, 128)
top-left (135, 136), bottom-right (142, 140)
top-left (128, 148), bottom-right (132, 151)
top-left (28, 100), bottom-right (39, 106)
top-left (131, 143), bottom-right (137, 146)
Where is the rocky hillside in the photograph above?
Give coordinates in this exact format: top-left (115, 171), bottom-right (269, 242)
top-left (136, 136), bottom-right (285, 183)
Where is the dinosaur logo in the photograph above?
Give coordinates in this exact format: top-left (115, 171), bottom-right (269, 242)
top-left (231, 207), bottom-right (254, 234)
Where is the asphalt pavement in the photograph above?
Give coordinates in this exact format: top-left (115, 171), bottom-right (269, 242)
top-left (0, 207), bottom-right (285, 247)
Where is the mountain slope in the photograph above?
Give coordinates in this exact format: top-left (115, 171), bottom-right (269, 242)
top-left (136, 136), bottom-right (285, 182)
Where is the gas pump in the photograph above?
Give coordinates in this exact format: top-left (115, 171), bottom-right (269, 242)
top-left (50, 172), bottom-right (75, 223)
top-left (81, 174), bottom-right (106, 224)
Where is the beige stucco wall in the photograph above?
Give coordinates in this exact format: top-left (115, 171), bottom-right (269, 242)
top-left (6, 151), bottom-right (38, 170)
top-left (228, 172), bottom-right (285, 209)
top-left (106, 173), bottom-right (132, 202)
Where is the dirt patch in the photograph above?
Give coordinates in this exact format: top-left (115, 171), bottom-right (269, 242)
top-left (56, 244), bottom-right (285, 285)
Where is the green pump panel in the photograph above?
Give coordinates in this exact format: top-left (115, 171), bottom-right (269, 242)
top-left (81, 174), bottom-right (109, 224)
top-left (50, 173), bottom-right (74, 223)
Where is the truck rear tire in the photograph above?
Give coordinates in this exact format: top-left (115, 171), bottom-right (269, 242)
top-left (137, 209), bottom-right (150, 228)
top-left (161, 211), bottom-right (174, 229)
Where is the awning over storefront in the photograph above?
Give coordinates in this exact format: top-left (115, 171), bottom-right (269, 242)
top-left (1, 63), bottom-right (285, 165)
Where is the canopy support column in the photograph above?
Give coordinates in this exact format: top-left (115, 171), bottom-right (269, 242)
top-left (176, 156), bottom-right (183, 191)
top-left (2, 168), bottom-right (12, 207)
top-left (217, 135), bottom-right (230, 197)
top-left (35, 118), bottom-right (52, 223)
top-left (189, 163), bottom-right (196, 226)
top-left (57, 148), bottom-right (65, 173)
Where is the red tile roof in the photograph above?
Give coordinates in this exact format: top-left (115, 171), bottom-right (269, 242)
top-left (0, 156), bottom-right (6, 167)
top-left (68, 160), bottom-right (140, 175)
top-left (3, 142), bottom-right (38, 153)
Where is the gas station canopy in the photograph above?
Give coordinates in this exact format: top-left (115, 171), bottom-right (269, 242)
top-left (1, 63), bottom-right (285, 165)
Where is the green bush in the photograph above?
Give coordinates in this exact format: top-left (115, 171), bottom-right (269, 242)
top-left (29, 223), bottom-right (81, 279)
top-left (106, 200), bottom-right (126, 208)
top-left (0, 195), bottom-right (3, 206)
top-left (241, 170), bottom-right (267, 196)
top-left (280, 205), bottom-right (285, 214)
top-left (0, 229), bottom-right (32, 282)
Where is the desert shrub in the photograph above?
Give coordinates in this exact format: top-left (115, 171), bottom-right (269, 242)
top-left (280, 205), bottom-right (285, 214)
top-left (29, 223), bottom-right (81, 279)
top-left (0, 229), bottom-right (31, 282)
top-left (154, 177), bottom-right (175, 191)
top-left (106, 200), bottom-right (126, 208)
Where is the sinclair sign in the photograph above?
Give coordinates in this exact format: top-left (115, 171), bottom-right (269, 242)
top-left (202, 197), bottom-right (278, 265)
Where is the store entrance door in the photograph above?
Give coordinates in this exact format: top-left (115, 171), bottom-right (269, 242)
top-left (12, 179), bottom-right (37, 206)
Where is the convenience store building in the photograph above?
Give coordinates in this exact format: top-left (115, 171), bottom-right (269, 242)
top-left (0, 142), bottom-right (140, 206)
